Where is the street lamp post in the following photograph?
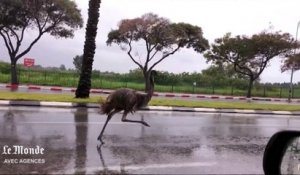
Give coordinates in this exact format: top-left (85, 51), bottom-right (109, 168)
top-left (288, 21), bottom-right (300, 103)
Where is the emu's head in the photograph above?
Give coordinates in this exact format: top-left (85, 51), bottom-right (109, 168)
top-left (150, 70), bottom-right (157, 75)
top-left (150, 70), bottom-right (157, 84)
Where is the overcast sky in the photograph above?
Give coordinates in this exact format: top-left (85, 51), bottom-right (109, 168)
top-left (1, 0), bottom-right (300, 83)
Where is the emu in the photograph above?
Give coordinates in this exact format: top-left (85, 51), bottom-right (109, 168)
top-left (98, 70), bottom-right (156, 144)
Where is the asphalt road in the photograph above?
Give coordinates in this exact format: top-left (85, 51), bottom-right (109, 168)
top-left (0, 106), bottom-right (300, 174)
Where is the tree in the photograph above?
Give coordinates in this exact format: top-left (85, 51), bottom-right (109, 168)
top-left (59, 64), bottom-right (66, 71)
top-left (201, 65), bottom-right (231, 87)
top-left (281, 53), bottom-right (300, 72)
top-left (75, 0), bottom-right (101, 98)
top-left (0, 0), bottom-right (83, 84)
top-left (205, 31), bottom-right (296, 98)
top-left (73, 55), bottom-right (83, 73)
top-left (106, 13), bottom-right (209, 93)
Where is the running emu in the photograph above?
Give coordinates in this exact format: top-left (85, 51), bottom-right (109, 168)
top-left (98, 70), bottom-right (157, 144)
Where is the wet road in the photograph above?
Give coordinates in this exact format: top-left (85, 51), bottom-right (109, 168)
top-left (0, 107), bottom-right (299, 174)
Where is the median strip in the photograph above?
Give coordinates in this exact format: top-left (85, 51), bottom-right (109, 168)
top-left (0, 100), bottom-right (297, 116)
top-left (0, 91), bottom-right (300, 113)
top-left (1, 83), bottom-right (299, 103)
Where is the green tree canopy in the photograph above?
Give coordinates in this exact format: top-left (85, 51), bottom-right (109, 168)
top-left (59, 64), bottom-right (66, 71)
top-left (0, 0), bottom-right (83, 84)
top-left (281, 53), bottom-right (300, 72)
top-left (106, 13), bottom-right (209, 92)
top-left (73, 54), bottom-right (83, 73)
top-left (205, 31), bottom-right (296, 97)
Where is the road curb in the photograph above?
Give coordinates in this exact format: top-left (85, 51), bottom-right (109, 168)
top-left (0, 100), bottom-right (299, 116)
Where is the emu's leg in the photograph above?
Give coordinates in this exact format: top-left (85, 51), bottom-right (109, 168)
top-left (97, 110), bottom-right (119, 144)
top-left (121, 112), bottom-right (150, 127)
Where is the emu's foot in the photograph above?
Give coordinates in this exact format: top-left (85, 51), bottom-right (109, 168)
top-left (97, 143), bottom-right (104, 150)
top-left (142, 121), bottom-right (150, 127)
top-left (97, 136), bottom-right (105, 145)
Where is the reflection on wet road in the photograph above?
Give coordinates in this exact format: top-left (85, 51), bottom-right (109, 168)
top-left (0, 106), bottom-right (299, 174)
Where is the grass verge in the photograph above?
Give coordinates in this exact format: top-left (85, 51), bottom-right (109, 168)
top-left (150, 98), bottom-right (300, 111)
top-left (0, 91), bottom-right (299, 111)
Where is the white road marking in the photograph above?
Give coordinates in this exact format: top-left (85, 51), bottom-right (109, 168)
top-left (194, 108), bottom-right (217, 112)
top-left (40, 101), bottom-right (73, 107)
top-left (272, 111), bottom-right (293, 115)
top-left (0, 101), bottom-right (10, 106)
top-left (147, 106), bottom-right (173, 110)
top-left (234, 109), bottom-right (256, 113)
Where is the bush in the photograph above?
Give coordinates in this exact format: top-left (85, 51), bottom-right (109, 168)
top-left (0, 62), bottom-right (11, 74)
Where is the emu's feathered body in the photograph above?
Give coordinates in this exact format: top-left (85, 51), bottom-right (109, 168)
top-left (97, 70), bottom-right (156, 144)
top-left (101, 88), bottom-right (150, 115)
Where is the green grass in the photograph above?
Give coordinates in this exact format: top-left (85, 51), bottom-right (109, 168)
top-left (150, 98), bottom-right (300, 111)
top-left (0, 91), bottom-right (299, 111)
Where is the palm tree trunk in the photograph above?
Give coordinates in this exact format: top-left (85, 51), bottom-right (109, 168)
top-left (75, 0), bottom-right (101, 98)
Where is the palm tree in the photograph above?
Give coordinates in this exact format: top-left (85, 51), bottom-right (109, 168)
top-left (76, 0), bottom-right (101, 98)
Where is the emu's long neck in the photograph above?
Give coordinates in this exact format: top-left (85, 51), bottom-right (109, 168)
top-left (136, 76), bottom-right (154, 108)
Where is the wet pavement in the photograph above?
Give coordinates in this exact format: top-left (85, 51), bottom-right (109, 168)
top-left (0, 106), bottom-right (300, 174)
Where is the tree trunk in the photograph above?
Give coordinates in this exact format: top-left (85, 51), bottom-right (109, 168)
top-left (247, 77), bottom-right (254, 98)
top-left (10, 61), bottom-right (18, 84)
top-left (143, 71), bottom-right (151, 93)
top-left (75, 0), bottom-right (101, 98)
